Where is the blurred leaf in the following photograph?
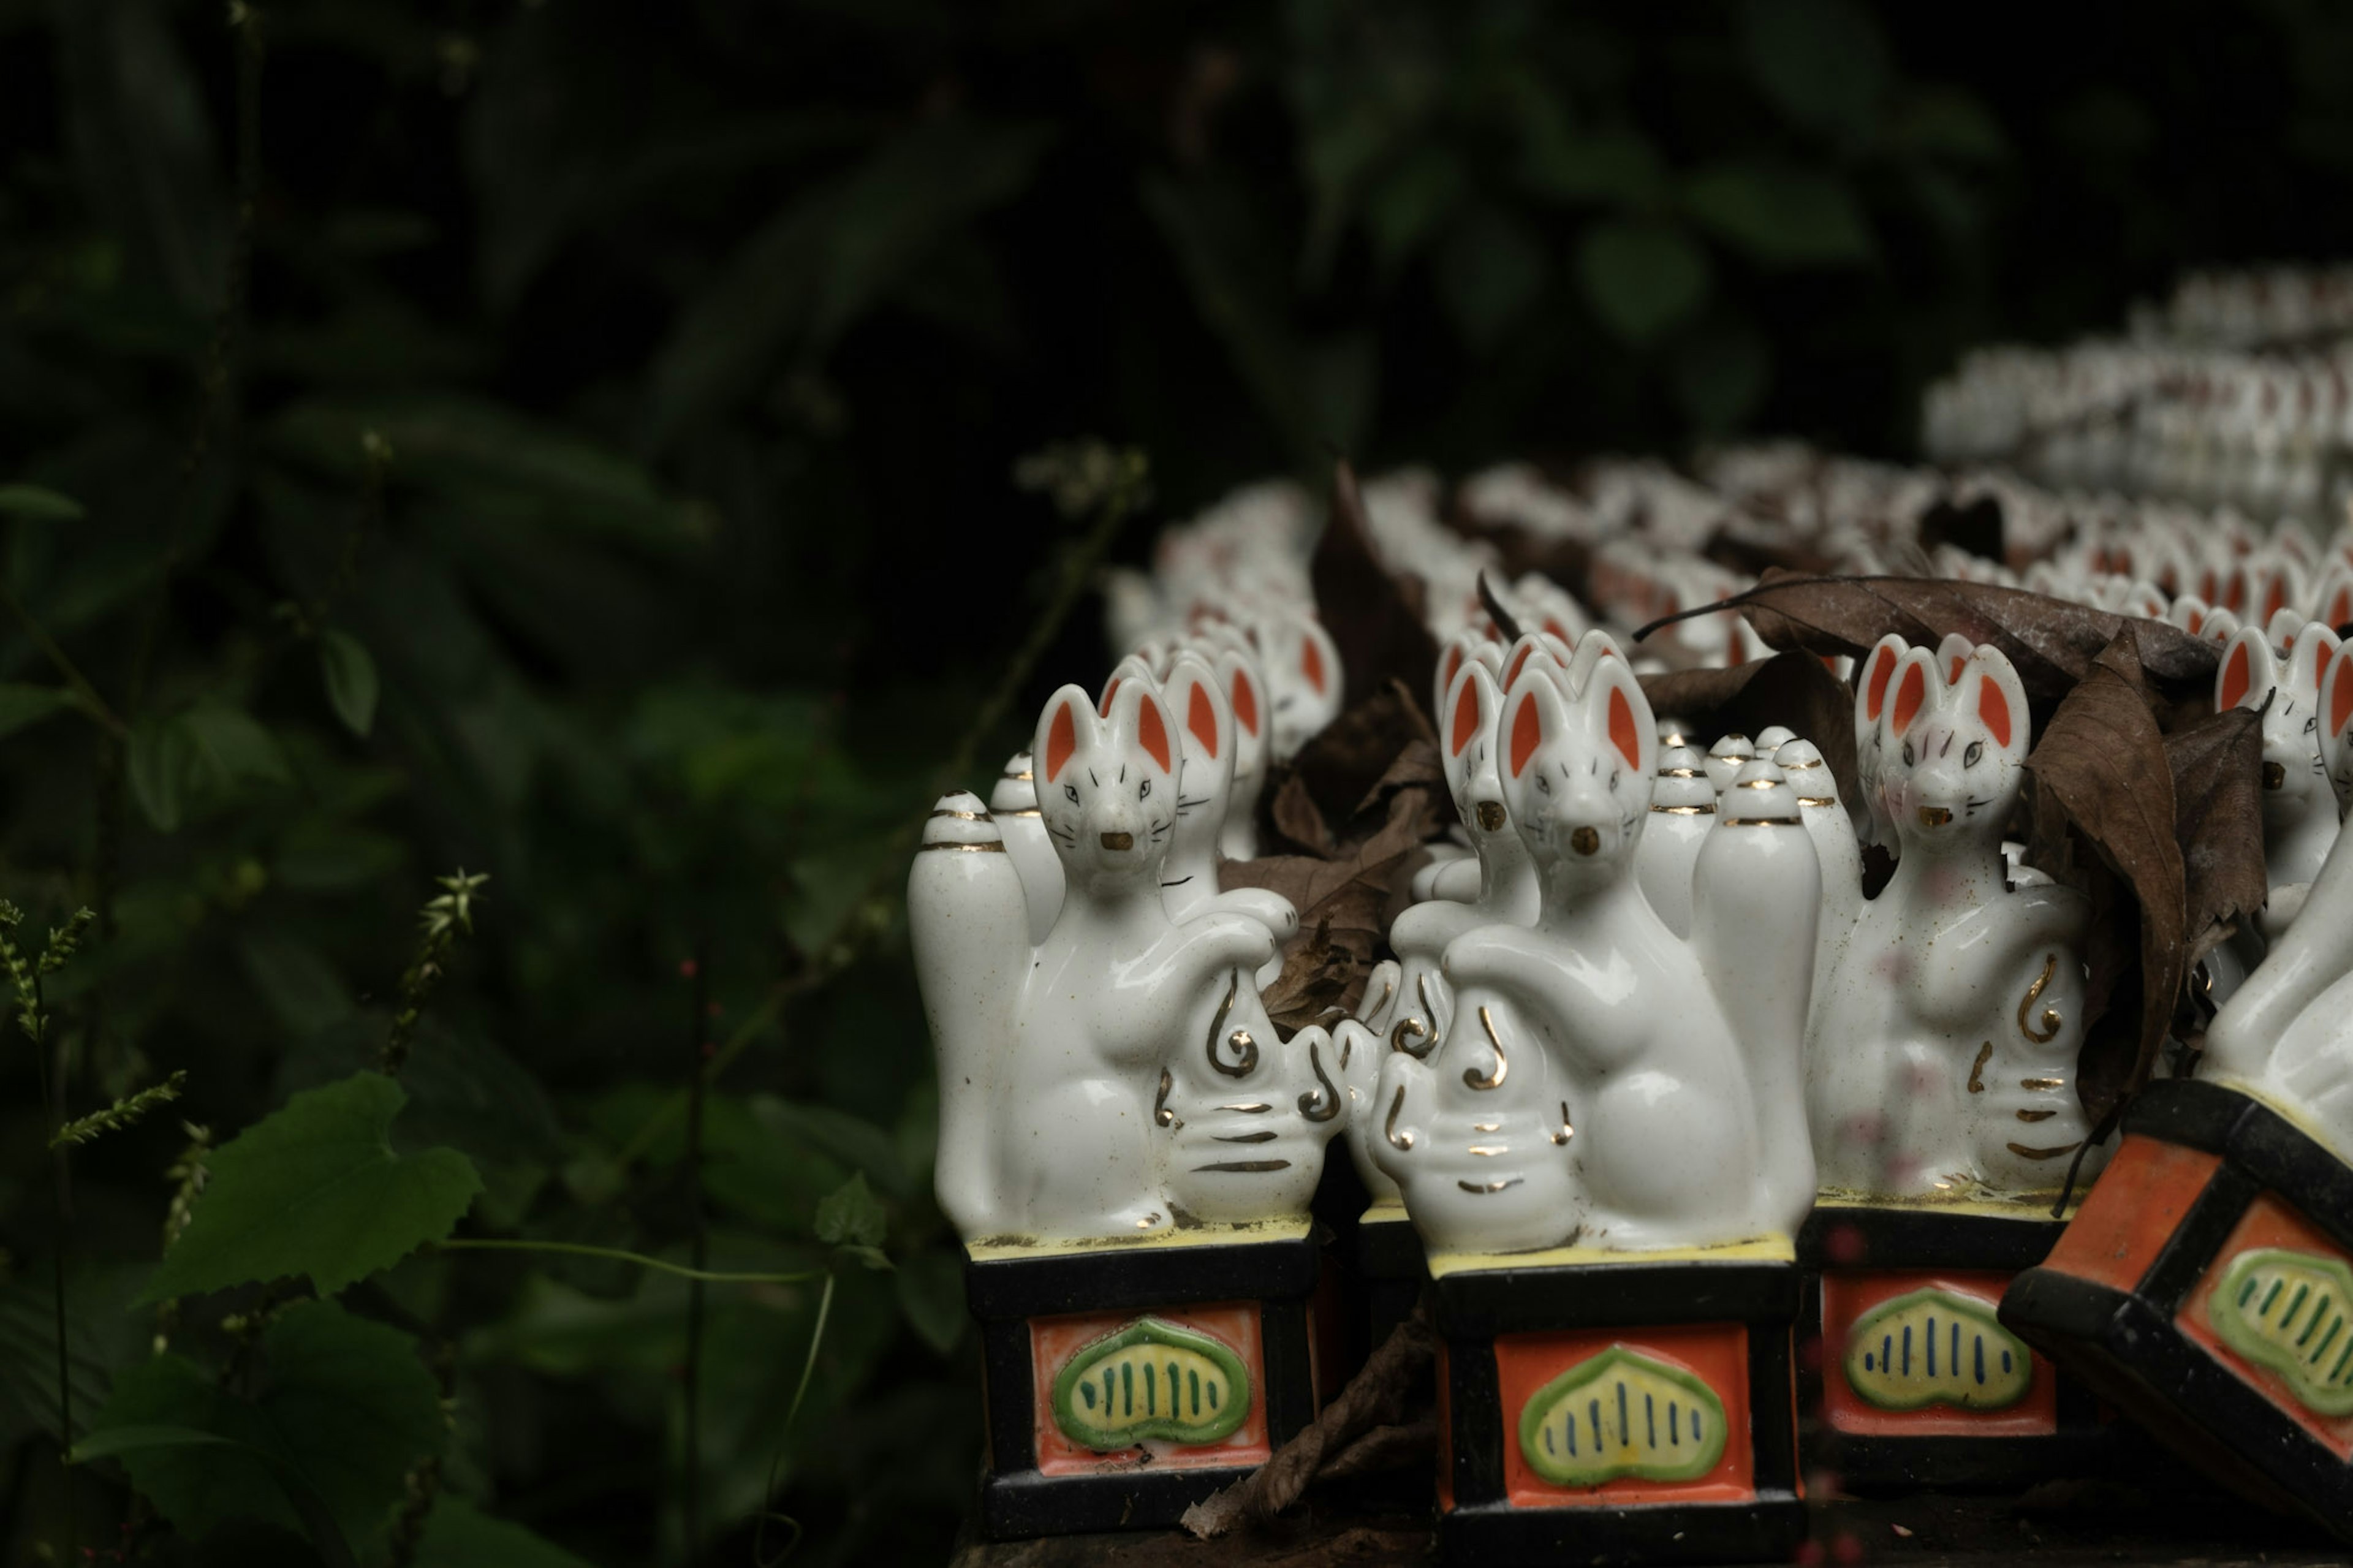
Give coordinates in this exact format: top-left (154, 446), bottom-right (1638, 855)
top-left (1671, 317), bottom-right (1773, 434)
top-left (179, 700), bottom-right (291, 791)
top-left (646, 116), bottom-right (1053, 448)
top-left (895, 1249), bottom-right (964, 1355)
top-left (140, 1071), bottom-right (483, 1302)
top-left (1683, 160), bottom-right (1876, 267)
top-left (0, 484), bottom-right (85, 521)
top-left (0, 1282), bottom-right (110, 1443)
top-left (238, 933), bottom-right (357, 1038)
top-left (1362, 145), bottom-right (1466, 276)
top-left (416, 1496), bottom-right (594, 1568)
top-left (815, 1172), bottom-right (885, 1250)
top-left (268, 397), bottom-right (708, 549)
top-left (127, 713), bottom-right (189, 832)
top-left (1433, 207), bottom-right (1548, 355)
top-left (320, 631), bottom-right (380, 737)
top-left (86, 1300), bottom-right (443, 1551)
top-left (53, 0), bottom-right (229, 312)
top-left (1738, 0), bottom-right (1891, 143)
top-left (1519, 124), bottom-right (1669, 208)
top-left (753, 1099), bottom-right (909, 1199)
top-left (1578, 220), bottom-right (1713, 343)
top-left (0, 684), bottom-right (75, 740)
top-left (1892, 87), bottom-right (2010, 164)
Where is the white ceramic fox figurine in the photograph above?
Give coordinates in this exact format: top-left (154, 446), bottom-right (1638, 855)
top-left (990, 751), bottom-right (1062, 945)
top-left (1806, 643), bottom-right (2100, 1199)
top-left (1373, 656), bottom-right (1821, 1254)
top-left (1852, 634), bottom-right (1909, 848)
top-left (1252, 610), bottom-right (1344, 762)
top-left (909, 681), bottom-right (1279, 1241)
top-left (1149, 653), bottom-right (1297, 945)
top-left (1336, 653), bottom-right (1541, 1203)
top-left (1632, 741), bottom-right (1714, 939)
top-left (2202, 811), bottom-right (2353, 1168)
top-left (2216, 620), bottom-right (2341, 895)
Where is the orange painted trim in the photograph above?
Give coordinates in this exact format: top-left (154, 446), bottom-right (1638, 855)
top-left (2042, 1134), bottom-right (2222, 1295)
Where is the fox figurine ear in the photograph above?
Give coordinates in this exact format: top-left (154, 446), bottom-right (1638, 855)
top-left (1960, 645), bottom-right (2030, 757)
top-left (1099, 653), bottom-right (1159, 717)
top-left (1561, 628), bottom-right (1626, 699)
top-left (1035, 684), bottom-right (1104, 786)
top-left (1446, 656), bottom-right (1488, 760)
top-left (2217, 624), bottom-right (2279, 713)
top-left (1884, 647), bottom-right (1940, 742)
top-left (2285, 618), bottom-right (2341, 708)
top-left (1855, 634), bottom-right (1908, 737)
top-left (1500, 630), bottom-right (1572, 692)
top-left (1581, 656), bottom-right (1654, 779)
top-left (1162, 651), bottom-right (1232, 768)
top-left (1101, 676), bottom-right (1178, 778)
top-left (1504, 664), bottom-right (1573, 782)
top-left (1935, 632), bottom-right (1976, 687)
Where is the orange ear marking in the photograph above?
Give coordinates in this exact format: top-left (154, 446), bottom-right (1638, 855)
top-left (2221, 643), bottom-right (2252, 710)
top-left (1509, 694), bottom-right (1543, 778)
top-left (1891, 663), bottom-right (1927, 735)
top-left (1231, 669), bottom-right (1259, 737)
top-left (2265, 579), bottom-right (2286, 622)
top-left (1506, 644), bottom-right (1534, 685)
top-left (1045, 703), bottom-right (1077, 781)
top-left (2332, 590), bottom-right (2351, 627)
top-left (1443, 645), bottom-right (1463, 692)
top-left (1450, 678), bottom-right (1482, 757)
top-left (1865, 646), bottom-right (1895, 719)
top-left (1187, 684), bottom-right (1219, 757)
top-left (2188, 610), bottom-right (2204, 634)
top-left (2332, 656), bottom-right (2353, 738)
top-left (1099, 678), bottom-right (1120, 717)
top-left (1607, 687), bottom-right (1641, 771)
top-left (1977, 675), bottom-right (2012, 749)
top-left (1544, 617), bottom-right (1567, 640)
top-left (1302, 636), bottom-right (1327, 694)
top-left (1135, 696), bottom-right (1172, 772)
top-left (1947, 656), bottom-right (1966, 685)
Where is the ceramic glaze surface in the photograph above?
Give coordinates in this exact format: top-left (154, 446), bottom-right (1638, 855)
top-left (2216, 620), bottom-right (2343, 896)
top-left (1807, 643), bottom-right (2102, 1200)
top-left (909, 680), bottom-right (1344, 1243)
top-left (1337, 656), bottom-right (1540, 1204)
top-left (1372, 656), bottom-right (1821, 1254)
top-left (2204, 809), bottom-right (2353, 1168)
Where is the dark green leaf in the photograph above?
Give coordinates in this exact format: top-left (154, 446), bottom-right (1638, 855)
top-left (1683, 161), bottom-right (1876, 267)
top-left (1671, 318), bottom-right (1773, 434)
top-left (126, 713), bottom-right (189, 832)
top-left (1577, 221), bottom-right (1713, 343)
top-left (0, 484), bottom-right (86, 521)
top-left (140, 1070), bottom-right (484, 1302)
top-left (752, 1099), bottom-right (909, 1198)
top-left (238, 933), bottom-right (357, 1038)
top-left (1433, 207), bottom-right (1548, 354)
top-left (0, 684), bottom-right (75, 740)
top-left (416, 1496), bottom-right (596, 1568)
top-left (1892, 87), bottom-right (2009, 164)
top-left (1738, 0), bottom-right (1891, 142)
top-left (320, 630), bottom-right (379, 737)
top-left (814, 1172), bottom-right (885, 1251)
top-left (178, 700), bottom-right (291, 790)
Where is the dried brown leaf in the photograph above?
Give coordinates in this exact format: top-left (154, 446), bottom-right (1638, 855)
top-left (1313, 459), bottom-right (1442, 712)
top-left (1638, 650), bottom-right (1860, 806)
top-left (2166, 705), bottom-right (2267, 970)
top-left (2020, 629), bottom-right (2185, 1119)
top-left (1640, 573), bottom-right (2219, 704)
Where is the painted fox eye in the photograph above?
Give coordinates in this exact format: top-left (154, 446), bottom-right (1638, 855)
top-left (1535, 775), bottom-right (1550, 794)
top-left (1901, 741), bottom-right (1914, 767)
top-left (1610, 769), bottom-right (1620, 789)
top-left (1139, 778), bottom-right (1151, 798)
top-left (1964, 740), bottom-right (1984, 767)
top-left (1064, 783), bottom-right (1080, 804)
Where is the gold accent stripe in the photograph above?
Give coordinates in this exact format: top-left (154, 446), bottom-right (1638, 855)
top-left (1796, 795), bottom-right (1838, 808)
top-left (1718, 816), bottom-right (1797, 827)
top-left (1660, 767), bottom-right (1704, 779)
top-left (1653, 803), bottom-right (1715, 815)
top-left (930, 807), bottom-right (988, 820)
top-left (1967, 1042), bottom-right (1992, 1094)
top-left (919, 840), bottom-right (1005, 852)
top-left (1457, 1176), bottom-right (1524, 1194)
top-left (2018, 953), bottom-right (2061, 1043)
top-left (1737, 776), bottom-right (1778, 789)
top-left (1003, 768), bottom-right (1034, 781)
top-left (2006, 1140), bottom-right (2081, 1161)
top-left (1465, 1006), bottom-right (1508, 1091)
top-left (2020, 1077), bottom-right (2064, 1091)
top-left (993, 807), bottom-right (1042, 819)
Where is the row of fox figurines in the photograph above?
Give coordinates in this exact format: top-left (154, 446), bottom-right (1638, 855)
top-left (906, 605), bottom-right (2348, 1259)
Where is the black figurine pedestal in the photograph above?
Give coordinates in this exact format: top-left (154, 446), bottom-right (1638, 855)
top-left (2003, 1078), bottom-right (2353, 1543)
top-left (963, 1221), bottom-right (1321, 1540)
top-left (1800, 1198), bottom-right (2109, 1490)
top-left (1353, 1200), bottom-right (1428, 1358)
top-left (1428, 1238), bottom-right (1806, 1567)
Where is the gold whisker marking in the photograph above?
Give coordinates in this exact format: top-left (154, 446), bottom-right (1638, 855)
top-left (2018, 953), bottom-right (2061, 1043)
top-left (1465, 1006), bottom-right (1509, 1091)
top-left (918, 841), bottom-right (1005, 852)
top-left (1967, 1042), bottom-right (1992, 1094)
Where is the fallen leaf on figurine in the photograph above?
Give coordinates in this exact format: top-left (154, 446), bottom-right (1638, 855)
top-left (1639, 572), bottom-right (2220, 703)
top-left (1312, 457), bottom-right (1441, 706)
top-left (2165, 703), bottom-right (2267, 971)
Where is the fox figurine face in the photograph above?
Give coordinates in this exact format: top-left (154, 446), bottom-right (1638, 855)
top-left (1852, 634), bottom-right (1909, 844)
top-left (2218, 619), bottom-right (2341, 888)
top-left (1502, 657), bottom-right (1656, 903)
top-left (2319, 638), bottom-right (2353, 811)
top-left (1876, 643), bottom-right (2030, 860)
top-left (1034, 677), bottom-right (1182, 895)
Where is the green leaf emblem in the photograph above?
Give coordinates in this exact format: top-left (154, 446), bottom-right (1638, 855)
top-left (140, 1069), bottom-right (483, 1302)
top-left (1844, 1287), bottom-right (2032, 1411)
top-left (2208, 1248), bottom-right (2353, 1415)
top-left (1050, 1317), bottom-right (1250, 1451)
top-left (1518, 1344), bottom-right (1728, 1487)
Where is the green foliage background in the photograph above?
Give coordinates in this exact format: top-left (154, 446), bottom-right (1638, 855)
top-left (1, 1), bottom-right (2351, 1562)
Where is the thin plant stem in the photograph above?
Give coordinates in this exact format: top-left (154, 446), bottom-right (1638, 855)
top-left (434, 1238), bottom-right (822, 1287)
top-left (0, 580), bottom-right (122, 737)
top-left (681, 942), bottom-right (709, 1564)
top-left (784, 1272), bottom-right (837, 1431)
